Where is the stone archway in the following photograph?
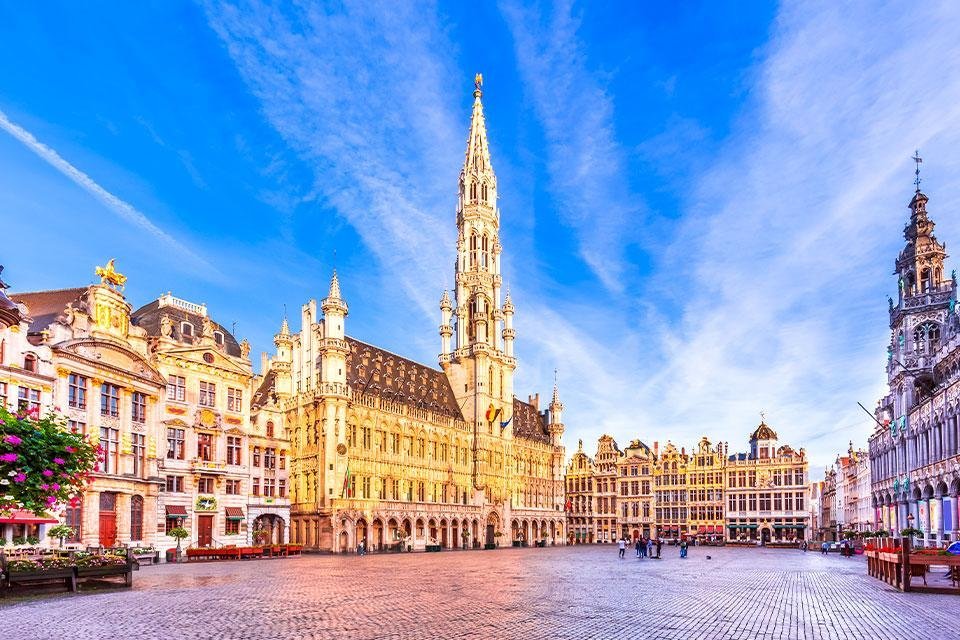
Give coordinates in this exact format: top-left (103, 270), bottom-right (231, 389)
top-left (254, 514), bottom-right (287, 545)
top-left (486, 511), bottom-right (500, 547)
top-left (373, 518), bottom-right (384, 551)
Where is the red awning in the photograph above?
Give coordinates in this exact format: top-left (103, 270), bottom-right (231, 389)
top-left (0, 510), bottom-right (58, 524)
top-left (165, 505), bottom-right (188, 517)
top-left (706, 525), bottom-right (716, 533)
top-left (224, 507), bottom-right (244, 520)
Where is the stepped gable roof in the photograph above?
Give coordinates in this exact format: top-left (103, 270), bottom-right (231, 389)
top-left (251, 369), bottom-right (277, 410)
top-left (132, 299), bottom-right (242, 358)
top-left (512, 397), bottom-right (550, 445)
top-left (345, 338), bottom-right (462, 418)
top-left (10, 287), bottom-right (87, 333)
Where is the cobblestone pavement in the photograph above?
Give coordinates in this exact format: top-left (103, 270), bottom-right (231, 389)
top-left (2, 545), bottom-right (959, 640)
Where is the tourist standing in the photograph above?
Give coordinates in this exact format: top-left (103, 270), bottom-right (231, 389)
top-left (635, 538), bottom-right (642, 558)
top-left (655, 538), bottom-right (662, 559)
top-left (680, 539), bottom-right (688, 558)
top-left (646, 537), bottom-right (654, 558)
top-left (618, 537), bottom-right (626, 559)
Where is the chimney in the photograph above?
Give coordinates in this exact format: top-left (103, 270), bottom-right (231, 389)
top-left (528, 393), bottom-right (539, 410)
top-left (261, 351), bottom-right (269, 374)
top-left (681, 447), bottom-right (685, 456)
top-left (653, 441), bottom-right (659, 455)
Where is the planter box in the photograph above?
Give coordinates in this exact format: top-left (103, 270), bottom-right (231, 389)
top-left (425, 545), bottom-right (442, 552)
top-left (76, 565), bottom-right (131, 578)
top-left (484, 543), bottom-right (496, 550)
top-left (132, 553), bottom-right (158, 565)
top-left (512, 541), bottom-right (521, 547)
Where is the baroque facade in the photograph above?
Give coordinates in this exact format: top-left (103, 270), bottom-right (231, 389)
top-left (273, 77), bottom-right (566, 553)
top-left (565, 421), bottom-right (810, 543)
top-left (870, 183), bottom-right (960, 544)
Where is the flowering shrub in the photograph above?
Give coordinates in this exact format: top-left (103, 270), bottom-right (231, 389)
top-left (0, 407), bottom-right (98, 515)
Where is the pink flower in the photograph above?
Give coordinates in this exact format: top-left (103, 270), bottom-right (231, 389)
top-left (53, 457), bottom-right (66, 465)
top-left (40, 483), bottom-right (49, 490)
top-left (3, 435), bottom-right (21, 446)
top-left (65, 446), bottom-right (76, 453)
top-left (42, 469), bottom-right (54, 477)
top-left (46, 496), bottom-right (57, 505)
top-left (13, 473), bottom-right (26, 483)
top-left (0, 453), bottom-right (17, 463)
top-left (50, 483), bottom-right (60, 491)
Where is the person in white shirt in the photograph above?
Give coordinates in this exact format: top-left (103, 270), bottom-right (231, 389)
top-left (617, 537), bottom-right (626, 559)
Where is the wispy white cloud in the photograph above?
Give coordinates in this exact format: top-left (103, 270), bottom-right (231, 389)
top-left (0, 109), bottom-right (213, 273)
top-left (643, 0), bottom-right (960, 467)
top-left (202, 0), bottom-right (463, 319)
top-left (500, 0), bottom-right (643, 294)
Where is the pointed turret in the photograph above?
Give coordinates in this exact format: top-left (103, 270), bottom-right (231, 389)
top-left (319, 270), bottom-right (348, 389)
top-left (548, 379), bottom-right (564, 446)
top-left (439, 290), bottom-right (453, 360)
top-left (502, 287), bottom-right (515, 357)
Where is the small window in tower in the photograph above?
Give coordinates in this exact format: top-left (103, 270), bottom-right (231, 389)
top-left (481, 183), bottom-right (488, 202)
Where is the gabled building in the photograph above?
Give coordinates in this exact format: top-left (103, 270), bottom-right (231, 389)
top-left (616, 439), bottom-right (655, 541)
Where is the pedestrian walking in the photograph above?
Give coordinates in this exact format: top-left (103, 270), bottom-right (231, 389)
top-left (655, 538), bottom-right (662, 559)
top-left (821, 541), bottom-right (829, 555)
top-left (635, 538), bottom-right (642, 558)
top-left (646, 537), bottom-right (653, 558)
top-left (680, 539), bottom-right (688, 558)
top-left (801, 540), bottom-right (808, 552)
top-left (618, 537), bottom-right (626, 559)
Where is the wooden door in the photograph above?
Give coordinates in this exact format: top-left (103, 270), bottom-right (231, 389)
top-left (486, 524), bottom-right (495, 546)
top-left (98, 513), bottom-right (117, 548)
top-left (198, 514), bottom-right (213, 547)
top-left (98, 492), bottom-right (117, 548)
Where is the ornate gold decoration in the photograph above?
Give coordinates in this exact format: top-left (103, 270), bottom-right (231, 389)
top-left (475, 72), bottom-right (483, 88)
top-left (199, 409), bottom-right (217, 428)
top-left (95, 259), bottom-right (127, 289)
top-left (336, 443), bottom-right (347, 456)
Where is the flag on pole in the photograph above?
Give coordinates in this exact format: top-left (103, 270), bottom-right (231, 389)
top-left (485, 403), bottom-right (496, 422)
top-left (341, 460), bottom-right (351, 498)
top-left (500, 414), bottom-right (513, 430)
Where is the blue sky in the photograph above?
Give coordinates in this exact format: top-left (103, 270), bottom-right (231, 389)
top-left (3, 1), bottom-right (960, 472)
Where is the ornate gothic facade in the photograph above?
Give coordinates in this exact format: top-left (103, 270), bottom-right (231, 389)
top-left (268, 77), bottom-right (567, 552)
top-left (870, 185), bottom-right (960, 542)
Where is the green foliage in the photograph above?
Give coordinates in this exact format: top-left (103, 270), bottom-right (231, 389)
top-left (48, 524), bottom-right (75, 541)
top-left (168, 527), bottom-right (189, 541)
top-left (26, 535), bottom-right (40, 545)
top-left (11, 536), bottom-right (27, 546)
top-left (900, 527), bottom-right (924, 538)
top-left (0, 406), bottom-right (99, 515)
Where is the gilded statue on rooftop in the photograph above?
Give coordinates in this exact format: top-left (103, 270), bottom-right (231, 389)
top-left (95, 259), bottom-right (127, 289)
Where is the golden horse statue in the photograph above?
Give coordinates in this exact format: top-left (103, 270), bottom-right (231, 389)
top-left (95, 259), bottom-right (127, 289)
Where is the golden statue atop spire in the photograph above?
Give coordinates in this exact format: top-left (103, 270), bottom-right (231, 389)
top-left (95, 259), bottom-right (127, 290)
top-left (474, 72), bottom-right (483, 98)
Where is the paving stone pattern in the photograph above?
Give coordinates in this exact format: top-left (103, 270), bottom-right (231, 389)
top-left (2, 546), bottom-right (958, 640)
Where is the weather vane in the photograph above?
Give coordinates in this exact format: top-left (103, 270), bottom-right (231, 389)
top-left (912, 149), bottom-right (923, 192)
top-left (760, 410), bottom-right (766, 423)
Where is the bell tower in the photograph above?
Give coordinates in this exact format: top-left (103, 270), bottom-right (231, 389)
top-left (440, 74), bottom-right (516, 434)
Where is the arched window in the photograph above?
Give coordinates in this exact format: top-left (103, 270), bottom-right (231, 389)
top-left (469, 233), bottom-right (478, 267)
top-left (130, 495), bottom-right (144, 541)
top-left (181, 322), bottom-right (194, 337)
top-left (23, 353), bottom-right (37, 373)
top-left (481, 183), bottom-right (488, 203)
top-left (266, 421), bottom-right (275, 438)
top-left (913, 322), bottom-right (941, 354)
top-left (921, 268), bottom-right (932, 292)
top-left (481, 235), bottom-right (489, 269)
top-left (470, 182), bottom-right (477, 202)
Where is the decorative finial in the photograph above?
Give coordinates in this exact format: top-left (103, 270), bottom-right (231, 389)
top-left (759, 410), bottom-right (766, 424)
top-left (474, 72), bottom-right (483, 98)
top-left (912, 150), bottom-right (923, 193)
top-left (95, 259), bottom-right (127, 290)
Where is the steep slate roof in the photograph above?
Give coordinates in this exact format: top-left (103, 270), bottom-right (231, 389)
top-left (512, 397), bottom-right (550, 445)
top-left (251, 369), bottom-right (277, 410)
top-left (750, 422), bottom-right (778, 441)
top-left (10, 287), bottom-right (87, 333)
top-left (131, 300), bottom-right (242, 357)
top-left (345, 338), bottom-right (462, 418)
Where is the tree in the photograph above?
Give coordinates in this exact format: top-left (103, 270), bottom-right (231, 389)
top-left (0, 407), bottom-right (98, 516)
top-left (169, 527), bottom-right (189, 561)
top-left (48, 524), bottom-right (75, 548)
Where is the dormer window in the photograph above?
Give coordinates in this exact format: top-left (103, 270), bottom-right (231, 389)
top-left (23, 353), bottom-right (37, 373)
top-left (181, 322), bottom-right (194, 337)
top-left (214, 331), bottom-right (224, 346)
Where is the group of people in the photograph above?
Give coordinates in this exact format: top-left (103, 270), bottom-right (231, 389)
top-left (616, 536), bottom-right (689, 559)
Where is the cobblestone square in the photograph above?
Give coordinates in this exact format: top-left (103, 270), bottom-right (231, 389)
top-left (2, 545), bottom-right (959, 640)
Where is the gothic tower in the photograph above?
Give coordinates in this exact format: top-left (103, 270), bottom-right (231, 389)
top-left (887, 170), bottom-right (955, 421)
top-left (440, 74), bottom-right (516, 434)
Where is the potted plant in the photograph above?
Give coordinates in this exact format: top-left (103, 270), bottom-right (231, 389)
top-left (169, 527), bottom-right (189, 562)
top-left (11, 536), bottom-right (27, 547)
top-left (74, 551), bottom-right (129, 578)
top-left (900, 527), bottom-right (923, 539)
top-left (48, 524), bottom-right (75, 549)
